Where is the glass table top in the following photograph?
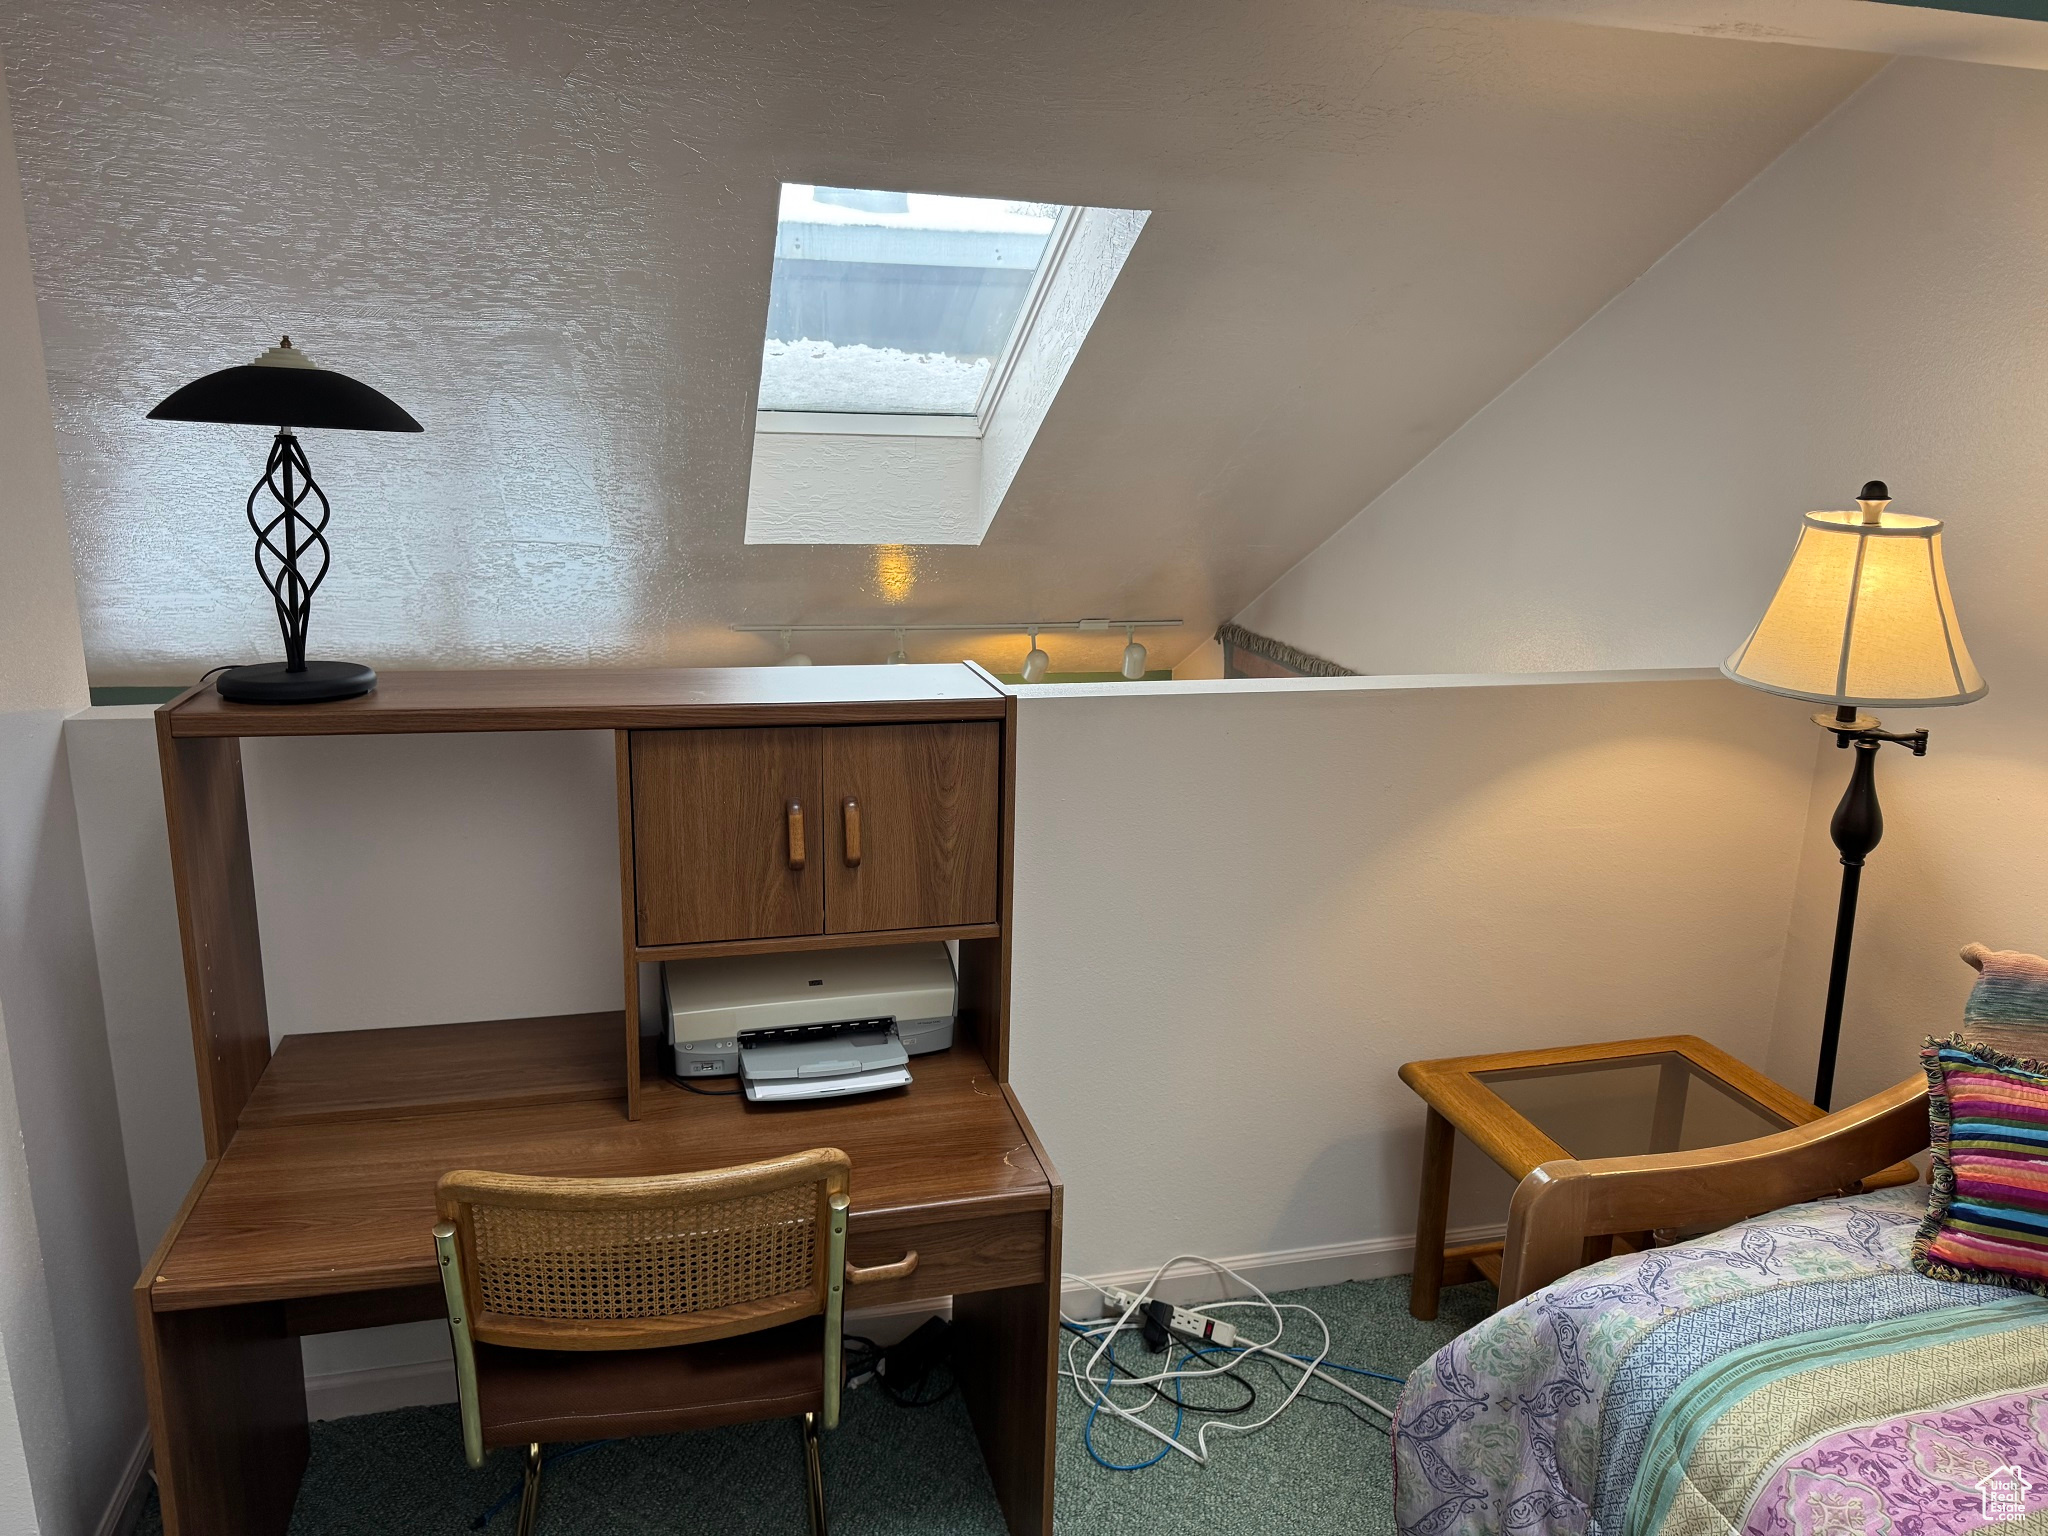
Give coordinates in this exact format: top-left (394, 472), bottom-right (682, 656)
top-left (1474, 1051), bottom-right (1795, 1162)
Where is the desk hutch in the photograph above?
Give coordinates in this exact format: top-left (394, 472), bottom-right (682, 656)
top-left (138, 664), bottom-right (1060, 1536)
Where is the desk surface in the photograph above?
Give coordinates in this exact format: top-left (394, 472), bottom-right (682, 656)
top-left (163, 663), bottom-right (1008, 737)
top-left (150, 1039), bottom-right (1050, 1312)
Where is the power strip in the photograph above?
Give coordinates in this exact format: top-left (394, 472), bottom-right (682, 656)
top-left (1096, 1285), bottom-right (1239, 1347)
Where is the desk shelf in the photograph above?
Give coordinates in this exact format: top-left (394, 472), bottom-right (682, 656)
top-left (631, 921), bottom-right (1000, 965)
top-left (237, 1013), bottom-right (624, 1128)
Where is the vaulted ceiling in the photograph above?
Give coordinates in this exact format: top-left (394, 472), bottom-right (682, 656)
top-left (4, 1), bottom-right (1881, 680)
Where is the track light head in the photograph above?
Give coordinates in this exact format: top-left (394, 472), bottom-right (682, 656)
top-left (1121, 631), bottom-right (1147, 680)
top-left (885, 630), bottom-right (908, 665)
top-left (1021, 629), bottom-right (1050, 684)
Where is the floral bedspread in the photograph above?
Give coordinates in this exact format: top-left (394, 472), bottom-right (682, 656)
top-left (1391, 1185), bottom-right (2048, 1536)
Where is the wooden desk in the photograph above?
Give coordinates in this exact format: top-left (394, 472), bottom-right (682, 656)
top-left (139, 666), bottom-right (1060, 1536)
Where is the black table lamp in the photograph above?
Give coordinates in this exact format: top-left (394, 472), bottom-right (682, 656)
top-left (149, 337), bottom-right (422, 704)
top-left (1722, 482), bottom-right (1986, 1109)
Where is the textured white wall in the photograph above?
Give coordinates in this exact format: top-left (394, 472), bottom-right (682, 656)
top-left (1241, 55), bottom-right (2048, 1108)
top-left (0, 45), bottom-right (140, 1536)
top-left (745, 430), bottom-right (984, 545)
top-left (0, 2), bottom-right (1879, 679)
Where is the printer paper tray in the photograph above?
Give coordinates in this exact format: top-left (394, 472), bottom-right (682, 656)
top-left (742, 1066), bottom-right (913, 1103)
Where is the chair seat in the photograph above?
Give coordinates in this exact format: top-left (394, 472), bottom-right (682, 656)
top-left (475, 1317), bottom-right (825, 1447)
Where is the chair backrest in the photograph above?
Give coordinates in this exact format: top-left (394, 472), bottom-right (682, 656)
top-left (436, 1147), bottom-right (851, 1351)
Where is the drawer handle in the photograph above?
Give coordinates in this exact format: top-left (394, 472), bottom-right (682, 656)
top-left (841, 797), bottom-right (862, 867)
top-left (845, 1250), bottom-right (917, 1286)
top-left (786, 801), bottom-right (806, 870)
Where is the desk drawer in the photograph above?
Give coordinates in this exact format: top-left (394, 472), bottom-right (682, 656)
top-left (845, 1208), bottom-right (1046, 1309)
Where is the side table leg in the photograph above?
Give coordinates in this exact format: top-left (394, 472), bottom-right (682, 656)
top-left (1409, 1107), bottom-right (1456, 1320)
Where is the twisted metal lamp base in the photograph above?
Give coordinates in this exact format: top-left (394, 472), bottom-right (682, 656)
top-left (217, 427), bottom-right (376, 704)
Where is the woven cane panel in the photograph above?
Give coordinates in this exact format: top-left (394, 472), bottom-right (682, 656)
top-left (470, 1184), bottom-right (818, 1321)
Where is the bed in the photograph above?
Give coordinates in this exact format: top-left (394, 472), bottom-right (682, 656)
top-left (1394, 1076), bottom-right (2048, 1536)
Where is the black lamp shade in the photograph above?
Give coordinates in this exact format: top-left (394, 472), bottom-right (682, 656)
top-left (148, 355), bottom-right (421, 432)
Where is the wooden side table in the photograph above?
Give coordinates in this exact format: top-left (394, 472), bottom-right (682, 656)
top-left (1398, 1035), bottom-right (1825, 1320)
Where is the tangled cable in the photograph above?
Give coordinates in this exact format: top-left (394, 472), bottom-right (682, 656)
top-left (1059, 1254), bottom-right (1403, 1470)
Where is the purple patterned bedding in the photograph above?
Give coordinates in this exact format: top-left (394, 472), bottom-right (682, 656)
top-left (1393, 1185), bottom-right (2048, 1536)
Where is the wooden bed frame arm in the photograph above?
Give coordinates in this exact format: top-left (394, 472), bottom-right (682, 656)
top-left (1497, 1074), bottom-right (1929, 1307)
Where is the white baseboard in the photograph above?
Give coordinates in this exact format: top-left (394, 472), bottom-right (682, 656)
top-left (300, 1297), bottom-right (959, 1421)
top-left (93, 1427), bottom-right (153, 1536)
top-left (1058, 1223), bottom-right (1506, 1319)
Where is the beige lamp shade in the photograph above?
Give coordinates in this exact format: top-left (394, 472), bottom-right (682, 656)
top-left (1722, 502), bottom-right (1985, 708)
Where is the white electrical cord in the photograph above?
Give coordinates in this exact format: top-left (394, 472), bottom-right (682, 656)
top-left (1058, 1255), bottom-right (1396, 1468)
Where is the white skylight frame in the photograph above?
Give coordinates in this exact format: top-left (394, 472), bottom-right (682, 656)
top-left (746, 201), bottom-right (1149, 546)
top-left (755, 196), bottom-right (1082, 439)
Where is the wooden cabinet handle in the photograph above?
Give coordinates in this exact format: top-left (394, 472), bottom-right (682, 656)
top-left (841, 796), bottom-right (862, 867)
top-left (845, 1250), bottom-right (917, 1285)
top-left (786, 800), bottom-right (806, 870)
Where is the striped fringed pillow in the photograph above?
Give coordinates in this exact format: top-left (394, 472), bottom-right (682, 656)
top-left (1913, 1037), bottom-right (2048, 1297)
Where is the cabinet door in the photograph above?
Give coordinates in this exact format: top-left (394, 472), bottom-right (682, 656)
top-left (824, 722), bottom-right (1000, 934)
top-left (630, 728), bottom-right (823, 946)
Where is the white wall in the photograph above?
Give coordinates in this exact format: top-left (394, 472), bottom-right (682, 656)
top-left (67, 667), bottom-right (1816, 1389)
top-left (1008, 674), bottom-right (1815, 1276)
top-left (0, 45), bottom-right (141, 1536)
top-left (1241, 55), bottom-right (2048, 1109)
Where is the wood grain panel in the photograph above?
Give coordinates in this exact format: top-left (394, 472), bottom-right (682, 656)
top-left (630, 728), bottom-right (824, 946)
top-left (157, 714), bottom-right (273, 1156)
top-left (632, 922), bottom-right (1000, 966)
top-left (282, 1284), bottom-right (445, 1337)
top-left (167, 664), bottom-right (1006, 737)
top-left (151, 1043), bottom-right (1050, 1311)
top-left (957, 695), bottom-right (1018, 1076)
top-left (824, 722), bottom-right (1001, 934)
top-left (237, 1014), bottom-right (623, 1127)
top-left (617, 731), bottom-right (643, 1118)
top-left (842, 1209), bottom-right (1046, 1310)
top-left (952, 1083), bottom-right (1061, 1536)
top-left (138, 1161), bottom-right (306, 1536)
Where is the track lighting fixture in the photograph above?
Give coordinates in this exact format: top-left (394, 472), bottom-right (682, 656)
top-left (1020, 629), bottom-right (1050, 684)
top-left (885, 630), bottom-right (909, 665)
top-left (1121, 625), bottom-right (1147, 680)
top-left (775, 629), bottom-right (813, 667)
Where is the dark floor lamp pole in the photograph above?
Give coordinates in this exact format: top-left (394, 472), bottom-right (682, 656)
top-left (1721, 482), bottom-right (1985, 1111)
top-left (1813, 714), bottom-right (1926, 1110)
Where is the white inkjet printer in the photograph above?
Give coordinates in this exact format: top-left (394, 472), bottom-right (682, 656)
top-left (664, 942), bottom-right (956, 1102)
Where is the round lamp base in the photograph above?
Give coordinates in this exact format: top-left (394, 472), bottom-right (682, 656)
top-left (216, 660), bottom-right (377, 705)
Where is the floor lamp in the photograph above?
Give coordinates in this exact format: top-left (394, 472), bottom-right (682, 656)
top-left (1722, 482), bottom-right (1986, 1110)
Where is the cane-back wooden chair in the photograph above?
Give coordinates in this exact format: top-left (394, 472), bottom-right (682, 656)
top-left (433, 1147), bottom-right (852, 1536)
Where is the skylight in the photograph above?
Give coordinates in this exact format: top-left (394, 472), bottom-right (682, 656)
top-left (759, 185), bottom-right (1067, 417)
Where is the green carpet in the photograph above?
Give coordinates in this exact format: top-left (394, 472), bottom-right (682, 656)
top-left (134, 1276), bottom-right (1496, 1535)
